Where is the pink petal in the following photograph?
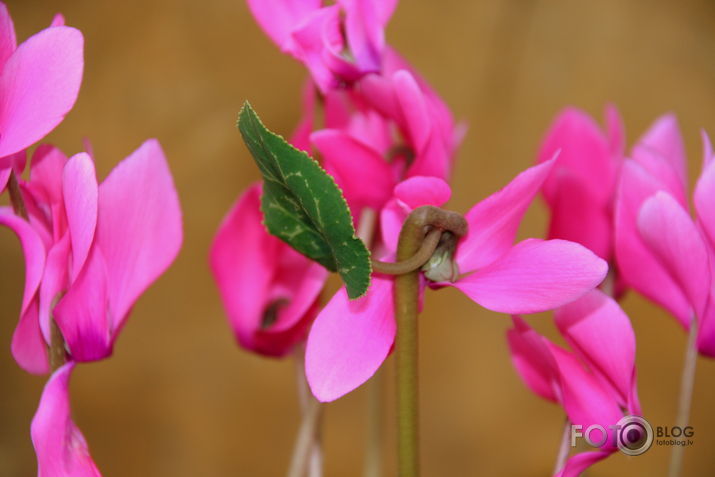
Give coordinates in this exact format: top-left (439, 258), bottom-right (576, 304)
top-left (555, 451), bottom-right (612, 477)
top-left (506, 316), bottom-right (559, 402)
top-left (338, 0), bottom-right (387, 73)
top-left (394, 176), bottom-right (451, 209)
top-left (50, 14), bottom-right (66, 27)
top-left (632, 113), bottom-right (687, 198)
top-left (31, 362), bottom-right (102, 477)
top-left (28, 144), bottom-right (68, 206)
top-left (605, 104), bottom-right (625, 156)
top-left (246, 0), bottom-right (321, 48)
top-left (0, 2), bottom-right (16, 68)
top-left (62, 153), bottom-right (98, 281)
top-left (555, 290), bottom-right (636, 406)
top-left (697, 297), bottom-right (715, 357)
top-left (312, 129), bottom-right (395, 211)
top-left (702, 130), bottom-right (714, 168)
top-left (210, 184), bottom-right (280, 351)
top-left (289, 80), bottom-right (317, 153)
top-left (456, 160), bottom-right (556, 272)
top-left (614, 161), bottom-right (691, 325)
top-left (548, 344), bottom-right (624, 436)
top-left (695, 154), bottom-right (715, 250)
top-left (637, 191), bottom-right (710, 321)
top-left (38, 234), bottom-right (70, 344)
top-left (11, 299), bottom-right (49, 374)
top-left (0, 26), bottom-right (83, 157)
top-left (53, 247), bottom-right (112, 362)
top-left (394, 70), bottom-right (430, 152)
top-left (306, 277), bottom-right (396, 402)
top-left (545, 169), bottom-right (612, 260)
top-left (96, 139), bottom-right (182, 329)
top-left (537, 108), bottom-right (615, 204)
top-left (0, 166), bottom-right (9, 191)
top-left (453, 239), bottom-right (607, 314)
top-left (0, 206), bottom-right (46, 314)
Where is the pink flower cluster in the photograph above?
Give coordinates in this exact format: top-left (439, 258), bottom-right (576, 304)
top-left (0, 4), bottom-right (182, 476)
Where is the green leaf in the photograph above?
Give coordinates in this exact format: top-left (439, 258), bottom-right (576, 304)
top-left (237, 101), bottom-right (371, 299)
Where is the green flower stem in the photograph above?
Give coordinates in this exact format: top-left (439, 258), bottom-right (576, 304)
top-left (669, 319), bottom-right (698, 477)
top-left (9, 170), bottom-right (67, 371)
top-left (393, 206), bottom-right (467, 477)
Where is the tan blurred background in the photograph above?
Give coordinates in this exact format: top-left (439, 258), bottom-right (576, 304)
top-left (2, 0), bottom-right (715, 475)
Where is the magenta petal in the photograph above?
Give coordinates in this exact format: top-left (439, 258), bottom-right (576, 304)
top-left (615, 161), bottom-right (691, 324)
top-left (0, 207), bottom-right (46, 314)
top-left (11, 300), bottom-right (49, 374)
top-left (548, 344), bottom-right (624, 435)
top-left (38, 234), bottom-right (70, 343)
top-left (632, 113), bottom-right (687, 195)
top-left (97, 139), bottom-right (182, 329)
top-left (0, 166), bottom-right (9, 191)
top-left (50, 13), bottom-right (65, 27)
top-left (306, 278), bottom-right (396, 402)
top-left (605, 104), bottom-right (625, 156)
top-left (506, 316), bottom-right (559, 402)
top-left (0, 3), bottom-right (16, 68)
top-left (695, 157), bottom-right (715, 250)
top-left (394, 176), bottom-right (451, 209)
top-left (555, 290), bottom-right (636, 405)
top-left (394, 70), bottom-right (430, 152)
top-left (0, 26), bottom-right (83, 157)
top-left (54, 247), bottom-right (112, 362)
top-left (456, 160), bottom-right (556, 272)
top-left (31, 362), bottom-right (102, 477)
top-left (454, 239), bottom-right (607, 314)
top-left (62, 153), bottom-right (98, 281)
top-left (28, 144), bottom-right (68, 206)
top-left (210, 184), bottom-right (279, 350)
top-left (555, 450), bottom-right (612, 477)
top-left (246, 0), bottom-right (321, 48)
top-left (312, 129), bottom-right (394, 211)
top-left (637, 192), bottom-right (710, 321)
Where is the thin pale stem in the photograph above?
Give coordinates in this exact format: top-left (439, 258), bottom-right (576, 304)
top-left (393, 206), bottom-right (467, 477)
top-left (553, 418), bottom-right (571, 475)
top-left (286, 396), bottom-right (322, 477)
top-left (363, 369), bottom-right (383, 477)
top-left (668, 319), bottom-right (698, 477)
top-left (290, 350), bottom-right (323, 477)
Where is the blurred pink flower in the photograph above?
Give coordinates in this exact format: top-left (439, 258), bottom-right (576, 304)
top-left (246, 0), bottom-right (398, 92)
top-left (0, 4), bottom-right (83, 191)
top-left (210, 183), bottom-right (328, 357)
top-left (536, 106), bottom-right (624, 262)
top-left (507, 290), bottom-right (641, 477)
top-left (31, 362), bottom-right (101, 477)
top-left (1, 140), bottom-right (183, 373)
top-left (306, 160), bottom-right (608, 402)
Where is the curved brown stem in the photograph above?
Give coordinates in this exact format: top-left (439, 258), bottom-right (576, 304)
top-left (372, 228), bottom-right (442, 275)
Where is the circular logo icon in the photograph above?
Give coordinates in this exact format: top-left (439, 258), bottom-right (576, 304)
top-left (616, 415), bottom-right (653, 456)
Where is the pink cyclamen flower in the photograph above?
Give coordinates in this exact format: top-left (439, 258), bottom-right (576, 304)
top-left (246, 0), bottom-right (398, 92)
top-left (306, 159), bottom-right (608, 402)
top-left (0, 140), bottom-right (182, 373)
top-left (210, 182), bottom-right (328, 357)
top-left (536, 106), bottom-right (624, 262)
top-left (0, 4), bottom-right (83, 192)
top-left (31, 362), bottom-right (101, 477)
top-left (507, 290), bottom-right (641, 477)
top-left (614, 115), bottom-right (698, 329)
top-left (628, 132), bottom-right (715, 355)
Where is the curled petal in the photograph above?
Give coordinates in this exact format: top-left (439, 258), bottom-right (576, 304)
top-left (97, 139), bottom-right (182, 329)
top-left (453, 239), bottom-right (607, 315)
top-left (53, 247), bottom-right (112, 362)
top-left (246, 0), bottom-right (321, 48)
top-left (306, 277), bottom-right (396, 402)
top-left (695, 152), bottom-right (715, 250)
top-left (0, 26), bottom-right (84, 157)
top-left (615, 161), bottom-right (691, 325)
top-left (38, 234), bottom-right (70, 343)
top-left (555, 290), bottom-right (636, 406)
top-left (31, 362), bottom-right (102, 477)
top-left (11, 300), bottom-right (49, 374)
top-left (456, 160), bottom-right (556, 272)
top-left (0, 3), bottom-right (16, 68)
top-left (506, 316), bottom-right (559, 402)
top-left (638, 192), bottom-right (710, 321)
top-left (62, 153), bottom-right (98, 281)
top-left (0, 207), bottom-right (46, 314)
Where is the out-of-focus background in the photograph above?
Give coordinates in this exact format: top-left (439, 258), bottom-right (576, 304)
top-left (2, 0), bottom-right (715, 475)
